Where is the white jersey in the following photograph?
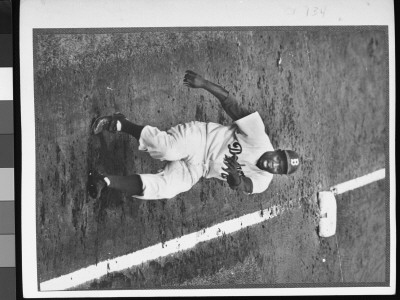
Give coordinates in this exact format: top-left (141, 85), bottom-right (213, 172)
top-left (204, 112), bottom-right (274, 194)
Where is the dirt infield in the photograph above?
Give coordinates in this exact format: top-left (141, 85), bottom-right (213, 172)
top-left (34, 28), bottom-right (388, 288)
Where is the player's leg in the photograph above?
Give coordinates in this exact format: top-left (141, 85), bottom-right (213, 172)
top-left (92, 113), bottom-right (207, 162)
top-left (91, 113), bottom-right (188, 161)
top-left (88, 161), bottom-right (203, 200)
top-left (88, 170), bottom-right (143, 199)
top-left (134, 161), bottom-right (203, 200)
top-left (138, 122), bottom-right (207, 161)
top-left (106, 174), bottom-right (143, 195)
top-left (92, 112), bottom-right (144, 140)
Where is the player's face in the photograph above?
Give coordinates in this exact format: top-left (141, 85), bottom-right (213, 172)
top-left (256, 151), bottom-right (286, 174)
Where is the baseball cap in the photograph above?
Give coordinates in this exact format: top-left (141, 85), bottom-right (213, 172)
top-left (280, 150), bottom-right (300, 175)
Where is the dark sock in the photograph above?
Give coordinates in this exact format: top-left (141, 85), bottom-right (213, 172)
top-left (120, 119), bottom-right (144, 140)
top-left (107, 174), bottom-right (143, 196)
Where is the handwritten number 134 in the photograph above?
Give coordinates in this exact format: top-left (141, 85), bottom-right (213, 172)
top-left (306, 6), bottom-right (326, 17)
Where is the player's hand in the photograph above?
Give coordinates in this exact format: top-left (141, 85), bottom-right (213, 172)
top-left (222, 154), bottom-right (244, 188)
top-left (183, 70), bottom-right (207, 89)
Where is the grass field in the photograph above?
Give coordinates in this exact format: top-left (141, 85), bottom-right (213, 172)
top-left (34, 27), bottom-right (388, 288)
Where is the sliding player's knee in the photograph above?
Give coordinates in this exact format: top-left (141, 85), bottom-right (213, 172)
top-left (155, 138), bottom-right (186, 161)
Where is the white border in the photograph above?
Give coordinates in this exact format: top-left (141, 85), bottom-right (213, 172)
top-left (20, 0), bottom-right (396, 297)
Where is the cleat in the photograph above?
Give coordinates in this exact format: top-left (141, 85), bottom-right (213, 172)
top-left (91, 112), bottom-right (127, 135)
top-left (88, 170), bottom-right (107, 199)
top-left (92, 116), bottom-right (112, 135)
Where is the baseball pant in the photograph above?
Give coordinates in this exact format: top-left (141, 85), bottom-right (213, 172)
top-left (134, 121), bottom-right (208, 200)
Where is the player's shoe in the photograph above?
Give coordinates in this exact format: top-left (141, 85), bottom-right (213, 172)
top-left (87, 170), bottom-right (107, 199)
top-left (91, 112), bottom-right (127, 135)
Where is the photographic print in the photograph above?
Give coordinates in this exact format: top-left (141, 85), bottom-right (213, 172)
top-left (20, 0), bottom-right (395, 297)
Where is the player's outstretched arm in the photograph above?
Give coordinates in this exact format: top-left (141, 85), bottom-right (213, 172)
top-left (183, 70), bottom-right (251, 121)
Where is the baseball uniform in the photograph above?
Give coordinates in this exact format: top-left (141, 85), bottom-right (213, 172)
top-left (134, 111), bottom-right (274, 200)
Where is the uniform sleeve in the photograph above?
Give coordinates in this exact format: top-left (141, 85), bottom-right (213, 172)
top-left (248, 171), bottom-right (273, 194)
top-left (234, 111), bottom-right (266, 138)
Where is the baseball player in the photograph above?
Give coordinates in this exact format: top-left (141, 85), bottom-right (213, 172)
top-left (88, 70), bottom-right (300, 200)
